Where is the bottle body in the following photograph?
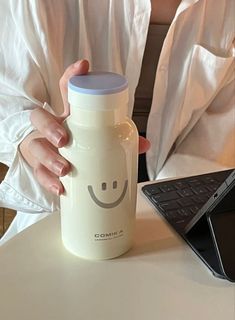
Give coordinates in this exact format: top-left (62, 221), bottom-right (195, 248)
top-left (60, 115), bottom-right (138, 259)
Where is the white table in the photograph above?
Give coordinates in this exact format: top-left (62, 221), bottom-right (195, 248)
top-left (0, 183), bottom-right (234, 320)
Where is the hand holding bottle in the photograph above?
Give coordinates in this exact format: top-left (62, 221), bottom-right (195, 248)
top-left (19, 60), bottom-right (89, 195)
top-left (19, 60), bottom-right (150, 196)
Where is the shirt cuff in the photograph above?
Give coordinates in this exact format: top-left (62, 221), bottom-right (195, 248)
top-left (0, 150), bottom-right (59, 213)
top-left (0, 107), bottom-right (59, 213)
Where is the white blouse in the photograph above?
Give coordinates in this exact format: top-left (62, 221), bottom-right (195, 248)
top-left (0, 0), bottom-right (234, 242)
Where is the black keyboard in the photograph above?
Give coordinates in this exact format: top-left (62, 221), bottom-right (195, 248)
top-left (142, 169), bottom-right (233, 234)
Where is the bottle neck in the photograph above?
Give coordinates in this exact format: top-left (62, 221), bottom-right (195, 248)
top-left (69, 105), bottom-right (127, 127)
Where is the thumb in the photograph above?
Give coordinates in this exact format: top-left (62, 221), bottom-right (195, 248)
top-left (59, 59), bottom-right (89, 119)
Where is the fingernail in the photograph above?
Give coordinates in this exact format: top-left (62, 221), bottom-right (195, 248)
top-left (51, 129), bottom-right (64, 146)
top-left (53, 161), bottom-right (65, 176)
top-left (50, 185), bottom-right (60, 196)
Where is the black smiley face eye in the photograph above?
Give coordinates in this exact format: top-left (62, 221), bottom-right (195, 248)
top-left (102, 182), bottom-right (107, 190)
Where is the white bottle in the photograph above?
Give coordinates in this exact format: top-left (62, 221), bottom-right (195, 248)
top-left (60, 72), bottom-right (138, 260)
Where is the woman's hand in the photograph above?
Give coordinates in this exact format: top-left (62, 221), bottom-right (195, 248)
top-left (19, 60), bottom-right (89, 195)
top-left (19, 59), bottom-right (150, 196)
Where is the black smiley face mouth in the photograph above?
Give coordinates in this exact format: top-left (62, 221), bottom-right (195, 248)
top-left (87, 180), bottom-right (128, 208)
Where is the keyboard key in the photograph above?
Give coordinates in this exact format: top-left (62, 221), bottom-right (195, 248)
top-left (206, 184), bottom-right (220, 192)
top-left (157, 200), bottom-right (180, 211)
top-left (177, 197), bottom-right (194, 207)
top-left (174, 181), bottom-right (189, 189)
top-left (192, 195), bottom-right (209, 204)
top-left (176, 208), bottom-right (193, 217)
top-left (159, 184), bottom-right (176, 192)
top-left (204, 177), bottom-right (224, 185)
top-left (152, 191), bottom-right (180, 202)
top-left (190, 205), bottom-right (200, 215)
top-left (192, 186), bottom-right (208, 195)
top-left (175, 219), bottom-right (187, 225)
top-left (144, 185), bottom-right (162, 196)
top-left (187, 179), bottom-right (203, 187)
top-left (177, 188), bottom-right (194, 197)
top-left (164, 211), bottom-right (179, 219)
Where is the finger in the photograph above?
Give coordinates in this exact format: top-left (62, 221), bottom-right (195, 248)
top-left (29, 137), bottom-right (71, 177)
top-left (34, 164), bottom-right (64, 196)
top-left (59, 59), bottom-right (89, 118)
top-left (30, 108), bottom-right (69, 148)
top-left (139, 136), bottom-right (151, 154)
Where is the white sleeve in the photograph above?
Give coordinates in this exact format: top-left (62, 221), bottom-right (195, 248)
top-left (0, 1), bottom-right (63, 212)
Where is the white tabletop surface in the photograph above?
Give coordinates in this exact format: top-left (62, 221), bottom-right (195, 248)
top-left (0, 183), bottom-right (234, 320)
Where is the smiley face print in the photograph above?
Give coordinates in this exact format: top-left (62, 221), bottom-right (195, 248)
top-left (87, 180), bottom-right (128, 208)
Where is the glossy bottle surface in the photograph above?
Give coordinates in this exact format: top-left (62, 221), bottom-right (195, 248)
top-left (60, 73), bottom-right (138, 259)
